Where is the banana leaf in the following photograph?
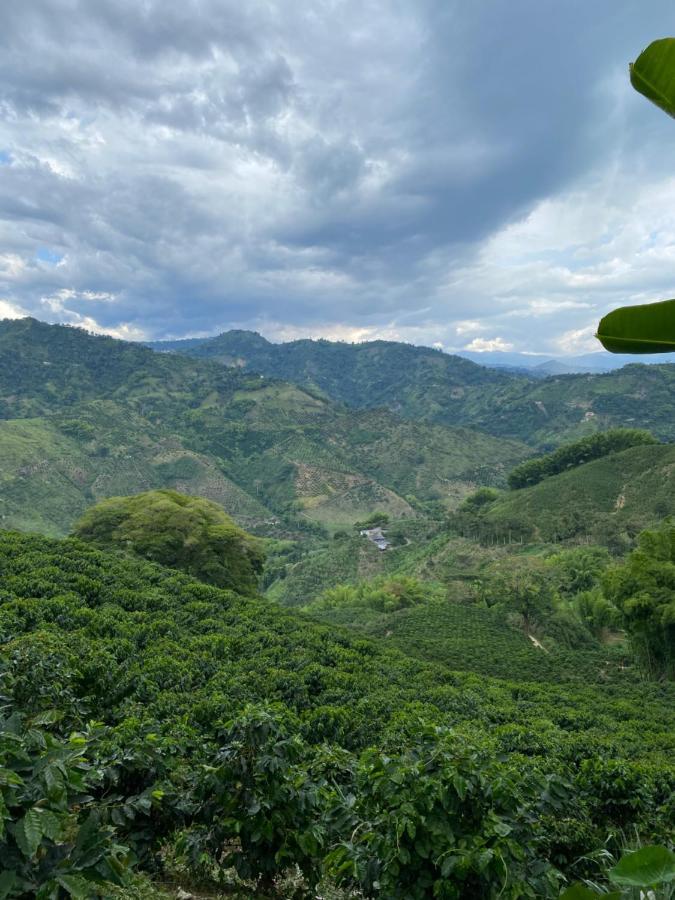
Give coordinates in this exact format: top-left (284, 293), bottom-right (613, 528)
top-left (630, 38), bottom-right (675, 118)
top-left (596, 298), bottom-right (675, 353)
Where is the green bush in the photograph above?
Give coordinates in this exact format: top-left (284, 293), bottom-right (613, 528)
top-left (324, 725), bottom-right (562, 899)
top-left (0, 655), bottom-right (130, 898)
top-left (73, 489), bottom-right (264, 594)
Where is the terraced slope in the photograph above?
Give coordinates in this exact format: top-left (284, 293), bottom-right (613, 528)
top-left (308, 598), bottom-right (636, 687)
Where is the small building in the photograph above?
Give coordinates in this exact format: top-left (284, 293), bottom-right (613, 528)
top-left (360, 526), bottom-right (391, 551)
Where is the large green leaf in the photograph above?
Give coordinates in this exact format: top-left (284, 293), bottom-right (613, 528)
top-left (609, 845), bottom-right (675, 887)
top-left (14, 807), bottom-right (43, 859)
top-left (0, 871), bottom-right (16, 900)
top-left (596, 298), bottom-right (675, 353)
top-left (630, 38), bottom-right (675, 118)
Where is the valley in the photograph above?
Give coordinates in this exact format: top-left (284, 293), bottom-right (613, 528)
top-left (1, 318), bottom-right (674, 899)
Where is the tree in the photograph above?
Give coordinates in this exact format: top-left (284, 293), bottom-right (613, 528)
top-left (73, 489), bottom-right (264, 594)
top-left (479, 557), bottom-right (555, 634)
top-left (602, 519), bottom-right (675, 679)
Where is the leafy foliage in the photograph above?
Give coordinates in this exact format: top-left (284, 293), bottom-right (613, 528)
top-left (324, 725), bottom-right (562, 899)
top-left (303, 576), bottom-right (437, 615)
top-left (73, 489), bottom-right (265, 594)
top-left (0, 658), bottom-right (130, 898)
top-left (603, 519), bottom-right (675, 678)
top-left (507, 430), bottom-right (657, 489)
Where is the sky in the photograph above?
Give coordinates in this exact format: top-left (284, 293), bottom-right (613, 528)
top-left (1, 1), bottom-right (675, 354)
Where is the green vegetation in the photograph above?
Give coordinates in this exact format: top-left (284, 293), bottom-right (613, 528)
top-left (507, 429), bottom-right (658, 489)
top-left (0, 530), bottom-right (674, 896)
top-left (1, 319), bottom-right (674, 895)
top-left (0, 319), bottom-right (529, 537)
top-left (0, 712), bottom-right (130, 898)
top-left (303, 575), bottom-right (440, 616)
top-left (73, 489), bottom-right (265, 594)
top-left (456, 443), bottom-right (675, 547)
top-left (603, 520), bottom-right (675, 680)
top-left (152, 328), bottom-right (675, 444)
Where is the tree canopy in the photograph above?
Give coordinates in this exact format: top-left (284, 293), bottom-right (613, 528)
top-left (507, 429), bottom-right (657, 490)
top-left (603, 518), bottom-right (675, 679)
top-left (73, 489), bottom-right (264, 594)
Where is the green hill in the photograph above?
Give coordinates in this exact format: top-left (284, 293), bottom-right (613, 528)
top-left (308, 596), bottom-right (636, 687)
top-left (152, 329), bottom-right (675, 445)
top-left (0, 319), bottom-right (527, 534)
top-left (0, 404), bottom-right (274, 535)
top-left (1, 529), bottom-right (673, 895)
top-left (478, 443), bottom-right (675, 546)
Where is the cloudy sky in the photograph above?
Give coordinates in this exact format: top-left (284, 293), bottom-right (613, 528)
top-left (1, 1), bottom-right (675, 354)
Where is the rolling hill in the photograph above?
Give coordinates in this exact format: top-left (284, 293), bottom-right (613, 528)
top-left (151, 329), bottom-right (675, 445)
top-left (0, 318), bottom-right (527, 534)
top-left (474, 442), bottom-right (675, 546)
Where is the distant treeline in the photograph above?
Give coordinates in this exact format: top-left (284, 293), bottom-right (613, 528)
top-left (507, 428), bottom-right (658, 489)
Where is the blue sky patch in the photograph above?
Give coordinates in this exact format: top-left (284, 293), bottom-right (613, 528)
top-left (36, 248), bottom-right (64, 266)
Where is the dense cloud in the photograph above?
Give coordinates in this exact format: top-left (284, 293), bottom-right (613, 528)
top-left (1, 0), bottom-right (674, 352)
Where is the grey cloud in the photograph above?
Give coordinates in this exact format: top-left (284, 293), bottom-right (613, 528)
top-left (1, 0), bottom-right (675, 347)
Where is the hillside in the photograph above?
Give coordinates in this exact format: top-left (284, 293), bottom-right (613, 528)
top-left (0, 319), bottom-right (527, 534)
top-left (0, 404), bottom-right (274, 535)
top-left (2, 529), bottom-right (673, 896)
top-left (152, 329), bottom-right (675, 444)
top-left (478, 443), bottom-right (675, 546)
top-left (307, 595), bottom-right (636, 686)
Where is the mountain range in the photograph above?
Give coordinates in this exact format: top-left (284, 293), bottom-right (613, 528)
top-left (149, 327), bottom-right (675, 445)
top-left (2, 316), bottom-right (674, 544)
top-left (0, 318), bottom-right (526, 535)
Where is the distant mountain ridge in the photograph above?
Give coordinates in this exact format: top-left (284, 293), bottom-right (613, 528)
top-left (458, 348), bottom-right (675, 374)
top-left (149, 328), bottom-right (675, 445)
top-left (151, 332), bottom-right (675, 376)
top-left (0, 318), bottom-right (527, 534)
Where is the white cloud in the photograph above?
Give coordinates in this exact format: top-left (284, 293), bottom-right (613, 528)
top-left (0, 0), bottom-right (674, 352)
top-left (464, 336), bottom-right (514, 353)
top-left (0, 298), bottom-right (28, 319)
